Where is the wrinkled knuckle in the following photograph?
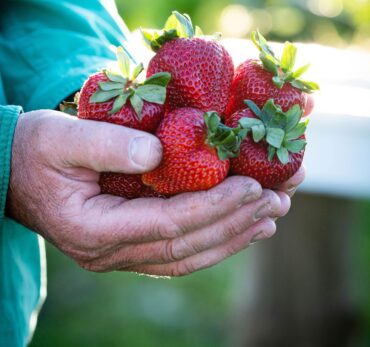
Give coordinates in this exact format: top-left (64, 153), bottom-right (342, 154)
top-left (222, 221), bottom-right (243, 239)
top-left (172, 261), bottom-right (195, 277)
top-left (205, 187), bottom-right (230, 206)
top-left (160, 201), bottom-right (187, 238)
top-left (161, 239), bottom-right (178, 263)
top-left (78, 260), bottom-right (107, 273)
top-left (226, 242), bottom-right (243, 256)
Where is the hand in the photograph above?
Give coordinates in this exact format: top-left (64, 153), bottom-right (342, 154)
top-left (7, 110), bottom-right (288, 276)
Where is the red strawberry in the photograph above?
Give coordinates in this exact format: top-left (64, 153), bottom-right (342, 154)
top-left (78, 47), bottom-right (171, 133)
top-left (226, 100), bottom-right (307, 188)
top-left (225, 31), bottom-right (319, 118)
top-left (99, 173), bottom-right (164, 199)
top-left (143, 11), bottom-right (234, 115)
top-left (75, 47), bottom-right (172, 199)
top-left (142, 108), bottom-right (246, 195)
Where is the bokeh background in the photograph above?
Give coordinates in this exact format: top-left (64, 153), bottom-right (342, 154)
top-left (30, 0), bottom-right (370, 346)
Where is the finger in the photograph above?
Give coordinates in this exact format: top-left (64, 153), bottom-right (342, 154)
top-left (49, 111), bottom-right (163, 173)
top-left (83, 191), bottom-right (281, 271)
top-left (275, 165), bottom-right (306, 197)
top-left (81, 176), bottom-right (262, 246)
top-left (274, 191), bottom-right (291, 217)
top-left (121, 218), bottom-right (276, 276)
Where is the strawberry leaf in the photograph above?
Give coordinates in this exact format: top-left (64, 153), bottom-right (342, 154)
top-left (195, 25), bottom-right (204, 36)
top-left (251, 124), bottom-right (266, 142)
top-left (266, 128), bottom-right (285, 148)
top-left (131, 63), bottom-right (144, 80)
top-left (165, 11), bottom-right (194, 38)
top-left (290, 79), bottom-right (320, 94)
top-left (244, 100), bottom-right (262, 118)
top-left (238, 117), bottom-right (263, 129)
top-left (260, 53), bottom-right (279, 75)
top-left (104, 69), bottom-right (127, 83)
top-left (285, 104), bottom-right (302, 131)
top-left (90, 89), bottom-right (123, 103)
top-left (108, 92), bottom-right (131, 115)
top-left (267, 146), bottom-right (276, 161)
top-left (285, 120), bottom-right (308, 140)
top-left (272, 76), bottom-right (285, 89)
top-left (98, 81), bottom-right (125, 91)
top-left (130, 93), bottom-right (144, 119)
top-left (135, 85), bottom-right (167, 104)
top-left (277, 147), bottom-right (289, 164)
top-left (284, 139), bottom-right (306, 153)
top-left (292, 64), bottom-right (311, 79)
top-left (144, 72), bottom-right (171, 87)
top-left (281, 42), bottom-right (297, 73)
top-left (117, 47), bottom-right (131, 78)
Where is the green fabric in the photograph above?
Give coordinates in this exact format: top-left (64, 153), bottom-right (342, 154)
top-left (0, 1), bottom-right (132, 346)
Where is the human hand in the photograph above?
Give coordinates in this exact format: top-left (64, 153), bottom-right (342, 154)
top-left (7, 110), bottom-right (288, 276)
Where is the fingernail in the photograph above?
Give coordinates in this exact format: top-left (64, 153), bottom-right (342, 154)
top-left (254, 203), bottom-right (271, 220)
top-left (129, 136), bottom-right (156, 168)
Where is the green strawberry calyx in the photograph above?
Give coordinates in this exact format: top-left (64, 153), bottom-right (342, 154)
top-left (204, 112), bottom-right (248, 161)
top-left (239, 99), bottom-right (308, 165)
top-left (141, 11), bottom-right (220, 53)
top-left (251, 30), bottom-right (320, 94)
top-left (89, 47), bottom-right (171, 120)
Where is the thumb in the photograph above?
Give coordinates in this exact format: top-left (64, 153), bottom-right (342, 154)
top-left (53, 112), bottom-right (162, 174)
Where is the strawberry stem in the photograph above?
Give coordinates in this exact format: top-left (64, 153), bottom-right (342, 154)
top-left (251, 30), bottom-right (320, 93)
top-left (239, 99), bottom-right (308, 164)
top-left (204, 112), bottom-right (248, 161)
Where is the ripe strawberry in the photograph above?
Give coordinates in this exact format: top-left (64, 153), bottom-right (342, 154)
top-left (99, 173), bottom-right (164, 199)
top-left (142, 108), bottom-right (247, 195)
top-left (225, 31), bottom-right (319, 118)
top-left (74, 48), bottom-right (172, 199)
top-left (226, 99), bottom-right (307, 188)
top-left (142, 11), bottom-right (234, 115)
top-left (78, 47), bottom-right (171, 133)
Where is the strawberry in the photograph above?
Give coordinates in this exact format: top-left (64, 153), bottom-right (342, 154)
top-left (78, 47), bottom-right (171, 133)
top-left (74, 48), bottom-right (172, 199)
top-left (225, 31), bottom-right (319, 119)
top-left (99, 173), bottom-right (164, 199)
top-left (142, 108), bottom-right (247, 195)
top-left (142, 11), bottom-right (234, 115)
top-left (226, 99), bottom-right (307, 188)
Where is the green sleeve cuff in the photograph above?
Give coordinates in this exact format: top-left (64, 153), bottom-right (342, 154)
top-left (0, 105), bottom-right (22, 219)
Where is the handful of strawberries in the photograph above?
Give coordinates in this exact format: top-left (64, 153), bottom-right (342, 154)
top-left (62, 11), bottom-right (319, 198)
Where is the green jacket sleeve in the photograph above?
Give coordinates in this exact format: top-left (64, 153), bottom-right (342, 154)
top-left (0, 1), bottom-right (136, 346)
top-left (0, 0), bottom-right (135, 111)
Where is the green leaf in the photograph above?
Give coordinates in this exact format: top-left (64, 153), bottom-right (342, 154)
top-left (267, 146), bottom-right (276, 161)
top-left (131, 63), bottom-right (144, 80)
top-left (285, 105), bottom-right (302, 131)
top-left (290, 79), bottom-right (320, 93)
top-left (285, 120), bottom-right (308, 140)
top-left (261, 99), bottom-right (279, 124)
top-left (130, 93), bottom-right (144, 119)
top-left (260, 53), bottom-right (278, 75)
top-left (244, 100), bottom-right (262, 118)
top-left (292, 64), bottom-right (311, 79)
top-left (251, 30), bottom-right (277, 59)
top-left (108, 93), bottom-right (131, 115)
top-left (164, 11), bottom-right (194, 38)
top-left (89, 89), bottom-right (123, 103)
top-left (239, 117), bottom-right (263, 129)
top-left (98, 81), bottom-right (125, 91)
top-left (281, 42), bottom-right (297, 73)
top-left (144, 72), bottom-right (171, 87)
top-left (117, 47), bottom-right (131, 78)
top-left (195, 25), bottom-right (204, 36)
top-left (251, 124), bottom-right (266, 142)
top-left (272, 76), bottom-right (285, 89)
top-left (135, 85), bottom-right (167, 104)
top-left (104, 69), bottom-right (127, 83)
top-left (285, 139), bottom-right (307, 153)
top-left (266, 128), bottom-right (285, 148)
top-left (141, 28), bottom-right (154, 47)
top-left (277, 147), bottom-right (289, 164)
top-left (204, 112), bottom-right (220, 133)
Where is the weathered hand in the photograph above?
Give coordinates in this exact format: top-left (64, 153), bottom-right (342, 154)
top-left (7, 110), bottom-right (288, 276)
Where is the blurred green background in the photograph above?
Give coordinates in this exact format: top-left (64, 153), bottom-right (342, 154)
top-left (29, 1), bottom-right (370, 347)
